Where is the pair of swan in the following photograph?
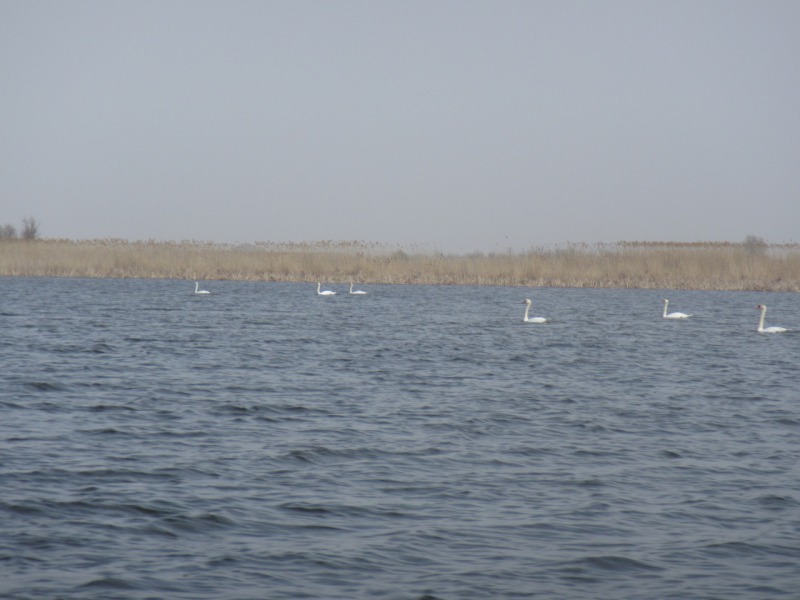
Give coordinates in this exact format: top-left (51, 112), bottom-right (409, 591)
top-left (663, 299), bottom-right (788, 332)
top-left (316, 282), bottom-right (368, 296)
top-left (523, 297), bottom-right (694, 324)
top-left (194, 281), bottom-right (210, 295)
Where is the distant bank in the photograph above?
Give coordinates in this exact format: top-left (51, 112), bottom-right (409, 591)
top-left (1, 238), bottom-right (798, 292)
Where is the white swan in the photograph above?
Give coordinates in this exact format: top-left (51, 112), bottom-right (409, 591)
top-left (757, 304), bottom-right (787, 333)
top-left (663, 299), bottom-right (690, 319)
top-left (522, 299), bottom-right (547, 323)
top-left (194, 281), bottom-right (210, 295)
top-left (349, 282), bottom-right (367, 295)
top-left (316, 282), bottom-right (336, 296)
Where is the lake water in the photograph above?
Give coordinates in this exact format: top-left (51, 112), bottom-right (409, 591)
top-left (1, 277), bottom-right (799, 599)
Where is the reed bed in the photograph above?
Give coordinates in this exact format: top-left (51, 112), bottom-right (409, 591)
top-left (1, 238), bottom-right (798, 291)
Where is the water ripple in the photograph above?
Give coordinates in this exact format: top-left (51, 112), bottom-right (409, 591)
top-left (1, 279), bottom-right (799, 599)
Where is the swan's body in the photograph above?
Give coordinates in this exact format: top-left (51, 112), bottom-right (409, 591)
top-left (316, 282), bottom-right (336, 296)
top-left (522, 299), bottom-right (547, 323)
top-left (663, 299), bottom-right (690, 319)
top-left (349, 283), bottom-right (367, 295)
top-left (194, 281), bottom-right (210, 295)
top-left (757, 304), bottom-right (787, 333)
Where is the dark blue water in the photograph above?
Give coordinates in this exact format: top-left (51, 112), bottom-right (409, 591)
top-left (2, 277), bottom-right (799, 599)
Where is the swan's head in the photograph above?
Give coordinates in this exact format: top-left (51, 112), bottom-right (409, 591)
top-left (522, 299), bottom-right (532, 305)
top-left (757, 304), bottom-right (767, 310)
top-left (663, 299), bottom-right (668, 303)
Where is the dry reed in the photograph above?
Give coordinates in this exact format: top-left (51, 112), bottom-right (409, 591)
top-left (1, 238), bottom-right (798, 291)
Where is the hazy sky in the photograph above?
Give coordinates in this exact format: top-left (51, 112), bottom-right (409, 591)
top-left (2, 1), bottom-right (799, 252)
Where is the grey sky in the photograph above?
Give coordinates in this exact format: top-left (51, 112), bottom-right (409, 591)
top-left (2, 1), bottom-right (799, 253)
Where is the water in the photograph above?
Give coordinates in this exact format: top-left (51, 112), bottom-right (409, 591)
top-left (1, 277), bottom-right (799, 599)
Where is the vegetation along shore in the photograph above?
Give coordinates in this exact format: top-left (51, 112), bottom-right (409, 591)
top-left (1, 237), bottom-right (798, 291)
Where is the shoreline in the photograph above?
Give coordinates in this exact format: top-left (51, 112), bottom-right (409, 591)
top-left (1, 238), bottom-right (798, 292)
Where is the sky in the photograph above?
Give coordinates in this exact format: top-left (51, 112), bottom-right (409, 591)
top-left (2, 1), bottom-right (799, 253)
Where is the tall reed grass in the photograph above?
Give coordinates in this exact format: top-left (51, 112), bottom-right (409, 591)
top-left (1, 238), bottom-right (798, 291)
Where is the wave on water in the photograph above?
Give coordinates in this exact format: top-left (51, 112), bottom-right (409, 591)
top-left (1, 279), bottom-right (800, 599)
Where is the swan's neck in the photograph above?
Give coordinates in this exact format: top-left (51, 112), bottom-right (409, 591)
top-left (523, 303), bottom-right (530, 320)
top-left (662, 301), bottom-right (668, 318)
top-left (195, 282), bottom-right (199, 292)
top-left (758, 307), bottom-right (767, 331)
top-left (317, 283), bottom-right (321, 293)
top-left (349, 283), bottom-right (353, 293)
